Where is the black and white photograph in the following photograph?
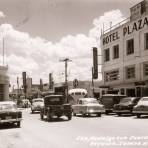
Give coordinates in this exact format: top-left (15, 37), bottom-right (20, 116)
top-left (0, 0), bottom-right (148, 148)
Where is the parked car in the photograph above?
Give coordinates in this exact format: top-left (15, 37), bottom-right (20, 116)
top-left (31, 98), bottom-right (44, 113)
top-left (40, 95), bottom-right (72, 121)
top-left (100, 94), bottom-right (126, 114)
top-left (72, 98), bottom-right (105, 117)
top-left (133, 96), bottom-right (148, 118)
top-left (114, 97), bottom-right (140, 116)
top-left (20, 99), bottom-right (31, 108)
top-left (0, 101), bottom-right (22, 127)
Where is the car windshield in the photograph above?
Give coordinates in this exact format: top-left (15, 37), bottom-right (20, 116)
top-left (120, 98), bottom-right (131, 103)
top-left (0, 104), bottom-right (17, 110)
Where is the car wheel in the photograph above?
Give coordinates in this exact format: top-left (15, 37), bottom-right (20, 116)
top-left (105, 111), bottom-right (109, 115)
top-left (67, 114), bottom-right (72, 120)
top-left (137, 114), bottom-right (141, 118)
top-left (117, 113), bottom-right (121, 116)
top-left (97, 113), bottom-right (101, 117)
top-left (47, 112), bottom-right (52, 121)
top-left (16, 121), bottom-right (21, 128)
top-left (73, 112), bottom-right (76, 116)
top-left (40, 112), bottom-right (44, 120)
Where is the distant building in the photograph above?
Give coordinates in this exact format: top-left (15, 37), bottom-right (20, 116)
top-left (0, 66), bottom-right (9, 101)
top-left (100, 0), bottom-right (148, 97)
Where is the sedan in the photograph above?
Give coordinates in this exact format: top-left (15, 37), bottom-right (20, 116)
top-left (133, 96), bottom-right (148, 118)
top-left (31, 98), bottom-right (44, 113)
top-left (0, 101), bottom-right (22, 127)
top-left (114, 97), bottom-right (140, 116)
top-left (72, 98), bottom-right (105, 117)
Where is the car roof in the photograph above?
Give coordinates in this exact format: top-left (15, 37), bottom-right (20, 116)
top-left (68, 88), bottom-right (87, 94)
top-left (0, 101), bottom-right (16, 105)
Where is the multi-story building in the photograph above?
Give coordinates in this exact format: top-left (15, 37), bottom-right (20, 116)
top-left (100, 0), bottom-right (148, 97)
top-left (0, 66), bottom-right (9, 101)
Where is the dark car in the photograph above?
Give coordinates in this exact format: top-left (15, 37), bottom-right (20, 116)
top-left (0, 101), bottom-right (22, 127)
top-left (100, 94), bottom-right (126, 114)
top-left (40, 95), bottom-right (72, 121)
top-left (133, 97), bottom-right (148, 118)
top-left (114, 97), bottom-right (140, 116)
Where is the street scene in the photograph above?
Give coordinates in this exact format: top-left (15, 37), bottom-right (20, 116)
top-left (0, 109), bottom-right (148, 148)
top-left (0, 0), bottom-right (148, 148)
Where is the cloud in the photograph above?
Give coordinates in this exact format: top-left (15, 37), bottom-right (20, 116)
top-left (0, 11), bottom-right (5, 18)
top-left (0, 9), bottom-right (125, 87)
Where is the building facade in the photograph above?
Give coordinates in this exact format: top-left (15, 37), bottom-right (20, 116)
top-left (0, 66), bottom-right (9, 101)
top-left (100, 0), bottom-right (148, 97)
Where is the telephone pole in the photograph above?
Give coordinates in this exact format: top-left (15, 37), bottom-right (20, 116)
top-left (60, 58), bottom-right (72, 102)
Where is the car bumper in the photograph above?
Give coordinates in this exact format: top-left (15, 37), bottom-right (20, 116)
top-left (133, 111), bottom-right (148, 114)
top-left (0, 118), bottom-right (22, 123)
top-left (114, 110), bottom-right (131, 113)
top-left (86, 110), bottom-right (105, 114)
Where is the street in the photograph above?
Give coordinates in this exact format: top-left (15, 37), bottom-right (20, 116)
top-left (0, 109), bottom-right (148, 148)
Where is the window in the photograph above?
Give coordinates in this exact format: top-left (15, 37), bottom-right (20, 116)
top-left (105, 70), bottom-right (119, 82)
top-left (144, 33), bottom-right (148, 50)
top-left (126, 66), bottom-right (135, 79)
top-left (113, 44), bottom-right (119, 59)
top-left (104, 48), bottom-right (110, 62)
top-left (126, 39), bottom-right (134, 55)
top-left (143, 62), bottom-right (148, 76)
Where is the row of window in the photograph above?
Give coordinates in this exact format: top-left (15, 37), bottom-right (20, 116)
top-left (104, 32), bottom-right (148, 62)
top-left (104, 62), bottom-right (148, 82)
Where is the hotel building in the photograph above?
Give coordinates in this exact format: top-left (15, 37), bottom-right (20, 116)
top-left (100, 0), bottom-right (148, 97)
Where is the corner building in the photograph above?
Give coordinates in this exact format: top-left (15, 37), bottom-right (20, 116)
top-left (0, 66), bottom-right (9, 101)
top-left (100, 0), bottom-right (148, 97)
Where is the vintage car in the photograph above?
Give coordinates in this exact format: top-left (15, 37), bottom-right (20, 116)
top-left (40, 95), bottom-right (72, 121)
top-left (113, 97), bottom-right (140, 116)
top-left (20, 99), bottom-right (31, 108)
top-left (72, 98), bottom-right (105, 117)
top-left (0, 101), bottom-right (22, 127)
top-left (100, 94), bottom-right (126, 114)
top-left (133, 96), bottom-right (148, 118)
top-left (31, 98), bottom-right (44, 113)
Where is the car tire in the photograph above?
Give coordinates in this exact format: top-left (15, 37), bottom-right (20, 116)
top-left (137, 114), bottom-right (141, 118)
top-left (73, 112), bottom-right (76, 116)
top-left (67, 114), bottom-right (72, 120)
top-left (47, 112), bottom-right (52, 121)
top-left (16, 121), bottom-right (21, 128)
top-left (105, 111), bottom-right (109, 115)
top-left (40, 112), bottom-right (44, 120)
top-left (97, 113), bottom-right (101, 117)
top-left (117, 113), bottom-right (121, 116)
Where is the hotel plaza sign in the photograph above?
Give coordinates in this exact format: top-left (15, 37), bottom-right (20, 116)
top-left (102, 15), bottom-right (148, 46)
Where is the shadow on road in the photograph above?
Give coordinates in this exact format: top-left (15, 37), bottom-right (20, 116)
top-left (73, 114), bottom-right (103, 118)
top-left (114, 114), bottom-right (133, 117)
top-left (133, 115), bottom-right (148, 119)
top-left (40, 117), bottom-right (70, 122)
top-left (0, 123), bottom-right (20, 130)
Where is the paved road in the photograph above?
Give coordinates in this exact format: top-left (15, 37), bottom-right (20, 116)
top-left (0, 109), bottom-right (148, 148)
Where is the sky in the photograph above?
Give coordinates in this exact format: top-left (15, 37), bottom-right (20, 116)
top-left (0, 0), bottom-right (142, 88)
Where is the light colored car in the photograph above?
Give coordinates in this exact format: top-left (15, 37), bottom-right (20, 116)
top-left (0, 101), bottom-right (22, 127)
top-left (31, 98), bottom-right (44, 113)
top-left (72, 98), bottom-right (105, 117)
top-left (133, 97), bottom-right (148, 118)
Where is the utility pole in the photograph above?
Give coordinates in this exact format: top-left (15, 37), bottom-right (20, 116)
top-left (17, 77), bottom-right (20, 99)
top-left (60, 58), bottom-right (72, 102)
top-left (3, 37), bottom-right (5, 66)
top-left (92, 67), bottom-right (94, 97)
